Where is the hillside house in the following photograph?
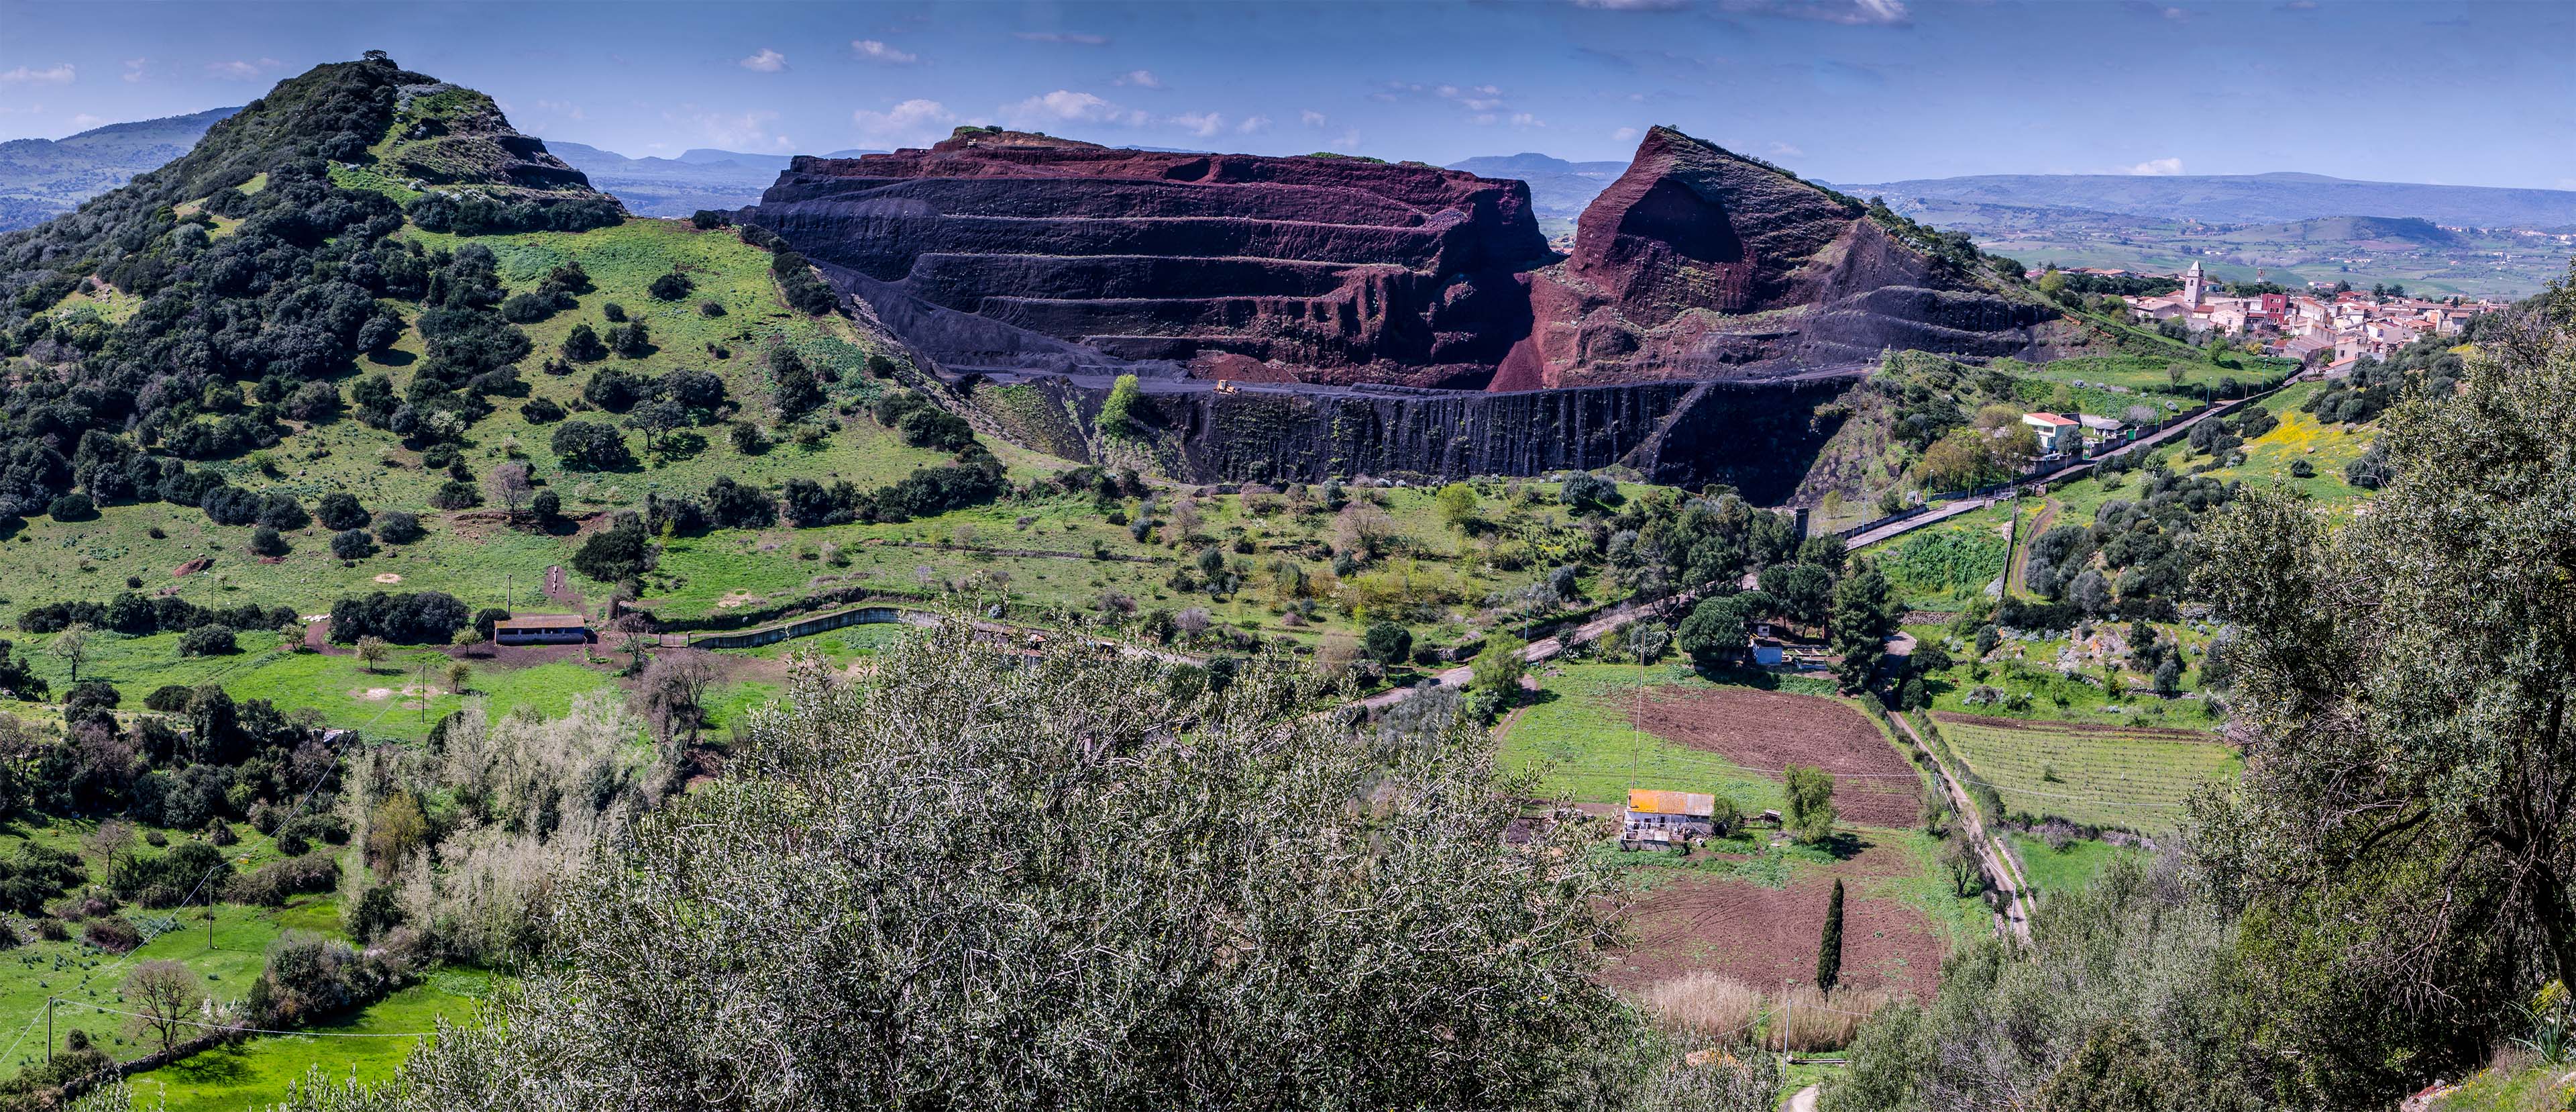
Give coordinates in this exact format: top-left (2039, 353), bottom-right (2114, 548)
top-left (2021, 412), bottom-right (2081, 455)
top-left (1750, 637), bottom-right (1786, 666)
top-left (1621, 789), bottom-right (1719, 851)
top-left (493, 613), bottom-right (590, 646)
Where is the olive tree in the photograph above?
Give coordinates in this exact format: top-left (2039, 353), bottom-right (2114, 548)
top-left (276, 617), bottom-right (1673, 1111)
top-left (2185, 274), bottom-right (2576, 1101)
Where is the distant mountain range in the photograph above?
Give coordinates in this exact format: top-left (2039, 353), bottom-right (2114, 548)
top-left (1829, 172), bottom-right (2576, 230)
top-left (0, 107), bottom-right (241, 230)
top-left (1445, 152), bottom-right (1628, 221)
top-left (543, 142), bottom-right (879, 217)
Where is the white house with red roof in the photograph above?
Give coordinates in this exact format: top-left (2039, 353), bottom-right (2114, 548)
top-left (2021, 411), bottom-right (2082, 455)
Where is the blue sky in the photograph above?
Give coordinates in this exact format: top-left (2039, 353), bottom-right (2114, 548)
top-left (3, 0), bottom-right (2570, 188)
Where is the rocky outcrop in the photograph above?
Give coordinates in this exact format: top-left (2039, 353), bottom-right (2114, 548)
top-left (746, 125), bottom-right (2056, 486)
top-left (1499, 127), bottom-right (2049, 389)
top-left (383, 83), bottom-right (600, 194)
top-left (747, 130), bottom-right (1546, 387)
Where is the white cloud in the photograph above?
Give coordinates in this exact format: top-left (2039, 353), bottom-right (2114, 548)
top-left (1001, 89), bottom-right (1145, 129)
top-left (1470, 113), bottom-right (1498, 126)
top-left (851, 40), bottom-right (918, 65)
top-left (1510, 113), bottom-right (1546, 128)
top-left (120, 58), bottom-right (148, 83)
top-left (1236, 114), bottom-right (1271, 134)
top-left (673, 107), bottom-right (794, 153)
top-left (1659, 0), bottom-right (1913, 24)
top-left (1014, 31), bottom-right (1110, 45)
top-left (0, 63), bottom-right (76, 85)
top-left (1333, 129), bottom-right (1361, 150)
top-left (739, 49), bottom-right (788, 72)
top-left (853, 98), bottom-right (964, 144)
top-left (1767, 141), bottom-right (1805, 158)
top-left (205, 58), bottom-right (283, 81)
top-left (533, 99), bottom-right (588, 121)
top-left (1612, 125), bottom-right (1640, 142)
top-left (1299, 109), bottom-right (1328, 128)
top-left (1115, 69), bottom-right (1161, 89)
top-left (1170, 111), bottom-right (1226, 138)
top-left (69, 113), bottom-right (103, 129)
top-left (2127, 156), bottom-right (2185, 176)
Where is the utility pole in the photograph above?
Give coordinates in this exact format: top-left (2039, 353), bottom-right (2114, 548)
top-left (44, 996), bottom-right (52, 1064)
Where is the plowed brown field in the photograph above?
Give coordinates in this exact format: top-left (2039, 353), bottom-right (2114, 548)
top-left (1607, 841), bottom-right (1946, 1000)
top-left (1627, 686), bottom-right (1924, 827)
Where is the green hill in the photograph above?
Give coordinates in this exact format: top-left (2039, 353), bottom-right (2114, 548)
top-left (0, 54), bottom-right (955, 636)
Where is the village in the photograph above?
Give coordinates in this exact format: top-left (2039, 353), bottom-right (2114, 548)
top-left (2115, 260), bottom-right (2507, 376)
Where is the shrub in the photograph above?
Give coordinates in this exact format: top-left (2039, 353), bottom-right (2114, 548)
top-left (178, 625), bottom-right (239, 656)
top-left (249, 525), bottom-right (290, 556)
top-left (250, 930), bottom-right (390, 1027)
top-left (374, 509), bottom-right (425, 544)
top-left (226, 853), bottom-right (340, 908)
top-left (570, 514), bottom-right (655, 583)
top-left (145, 684), bottom-right (194, 712)
top-left (327, 591), bottom-right (469, 645)
top-left (522, 397), bottom-right (566, 423)
top-left (649, 272), bottom-right (694, 301)
top-left (314, 491), bottom-right (370, 532)
top-left (561, 322), bottom-right (608, 362)
top-left (84, 917), bottom-right (141, 953)
top-left (430, 481), bottom-right (482, 509)
top-left (331, 529), bottom-right (378, 560)
top-left (551, 421), bottom-right (635, 470)
top-left (272, 813), bottom-right (350, 857)
top-left (46, 492), bottom-right (95, 521)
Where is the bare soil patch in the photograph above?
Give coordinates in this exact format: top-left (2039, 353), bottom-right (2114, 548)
top-left (1629, 686), bottom-right (1923, 827)
top-left (372, 572), bottom-right (404, 584)
top-left (1609, 842), bottom-right (1944, 1000)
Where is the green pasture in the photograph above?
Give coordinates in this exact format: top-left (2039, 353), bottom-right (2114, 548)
top-left (125, 969), bottom-right (498, 1112)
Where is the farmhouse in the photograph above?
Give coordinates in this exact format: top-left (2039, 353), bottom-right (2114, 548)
top-left (1621, 789), bottom-right (1719, 851)
top-left (2021, 411), bottom-right (2082, 455)
top-left (492, 613), bottom-right (590, 646)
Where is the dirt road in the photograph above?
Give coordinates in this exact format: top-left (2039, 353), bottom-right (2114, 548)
top-left (1888, 710), bottom-right (2032, 944)
top-left (1358, 591), bottom-right (1701, 710)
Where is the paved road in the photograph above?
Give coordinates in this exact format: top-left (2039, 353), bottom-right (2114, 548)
top-left (1842, 495), bottom-right (2005, 551)
top-left (1888, 709), bottom-right (2033, 944)
top-left (1788, 1084), bottom-right (1821, 1112)
top-left (1839, 370), bottom-right (2307, 556)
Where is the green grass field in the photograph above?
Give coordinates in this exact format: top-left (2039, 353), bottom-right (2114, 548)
top-left (1501, 664), bottom-right (1794, 813)
top-left (4, 627), bottom-right (621, 743)
top-left (2196, 381), bottom-right (2377, 503)
top-left (1929, 713), bottom-right (2237, 833)
top-left (1863, 515), bottom-right (2009, 611)
top-left (2004, 832), bottom-right (2145, 902)
top-left (124, 968), bottom-right (497, 1112)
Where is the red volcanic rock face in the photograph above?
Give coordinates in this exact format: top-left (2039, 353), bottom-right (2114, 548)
top-left (1508, 126), bottom-right (2045, 388)
top-left (745, 130), bottom-right (1548, 387)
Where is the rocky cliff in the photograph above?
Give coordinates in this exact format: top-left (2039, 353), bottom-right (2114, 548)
top-left (1497, 126), bottom-right (2049, 389)
top-left (747, 130), bottom-right (1546, 388)
top-left (745, 124), bottom-right (2059, 486)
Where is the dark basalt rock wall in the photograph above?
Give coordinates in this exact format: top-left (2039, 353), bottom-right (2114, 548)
top-left (1036, 374), bottom-right (1853, 496)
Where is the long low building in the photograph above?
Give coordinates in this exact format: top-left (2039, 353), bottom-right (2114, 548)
top-left (494, 613), bottom-right (590, 646)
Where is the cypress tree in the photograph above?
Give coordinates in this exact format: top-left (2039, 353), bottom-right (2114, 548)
top-left (1816, 878), bottom-right (1845, 995)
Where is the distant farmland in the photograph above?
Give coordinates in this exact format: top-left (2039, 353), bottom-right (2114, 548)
top-left (1928, 713), bottom-right (2239, 833)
